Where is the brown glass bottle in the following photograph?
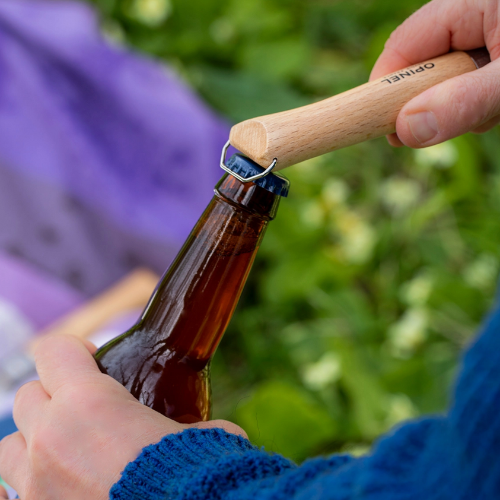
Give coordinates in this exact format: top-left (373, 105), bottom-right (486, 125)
top-left (95, 160), bottom-right (287, 424)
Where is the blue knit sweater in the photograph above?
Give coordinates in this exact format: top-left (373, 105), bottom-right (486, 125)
top-left (109, 300), bottom-right (500, 500)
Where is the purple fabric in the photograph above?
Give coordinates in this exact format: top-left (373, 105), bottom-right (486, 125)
top-left (0, 0), bottom-right (228, 306)
top-left (0, 252), bottom-right (83, 330)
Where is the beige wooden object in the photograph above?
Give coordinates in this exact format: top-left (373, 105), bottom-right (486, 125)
top-left (28, 267), bottom-right (159, 354)
top-left (229, 51), bottom-right (481, 171)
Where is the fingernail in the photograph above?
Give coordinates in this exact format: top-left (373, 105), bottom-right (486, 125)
top-left (407, 111), bottom-right (439, 144)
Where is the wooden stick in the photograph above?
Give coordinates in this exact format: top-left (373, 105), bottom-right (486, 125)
top-left (28, 268), bottom-right (159, 354)
top-left (229, 49), bottom-right (489, 171)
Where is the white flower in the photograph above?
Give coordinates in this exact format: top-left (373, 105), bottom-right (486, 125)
top-left (463, 254), bottom-right (499, 290)
top-left (291, 157), bottom-right (324, 182)
top-left (130, 0), bottom-right (171, 26)
top-left (400, 274), bottom-right (433, 306)
top-left (414, 142), bottom-right (458, 169)
top-left (302, 352), bottom-right (341, 391)
top-left (380, 177), bottom-right (421, 215)
top-left (322, 179), bottom-right (350, 209)
top-left (385, 394), bottom-right (417, 428)
top-left (210, 18), bottom-right (236, 44)
top-left (301, 201), bottom-right (325, 228)
top-left (334, 210), bottom-right (376, 264)
top-left (388, 307), bottom-right (429, 358)
top-left (341, 443), bottom-right (371, 457)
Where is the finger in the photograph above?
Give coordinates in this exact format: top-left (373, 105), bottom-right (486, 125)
top-left (13, 381), bottom-right (50, 442)
top-left (471, 114), bottom-right (500, 134)
top-left (0, 432), bottom-right (28, 497)
top-left (370, 0), bottom-right (500, 81)
top-left (387, 133), bottom-right (404, 147)
top-left (193, 419), bottom-right (249, 440)
top-left (394, 59), bottom-right (500, 147)
top-left (34, 335), bottom-right (102, 397)
top-left (29, 335), bottom-right (97, 357)
top-left (0, 484), bottom-right (7, 499)
top-left (81, 338), bottom-right (98, 355)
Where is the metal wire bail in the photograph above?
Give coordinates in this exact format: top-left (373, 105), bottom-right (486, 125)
top-left (220, 140), bottom-right (278, 183)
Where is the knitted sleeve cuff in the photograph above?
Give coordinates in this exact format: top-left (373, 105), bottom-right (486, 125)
top-left (109, 427), bottom-right (294, 500)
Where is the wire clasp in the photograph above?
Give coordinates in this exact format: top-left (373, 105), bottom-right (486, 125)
top-left (220, 140), bottom-right (278, 183)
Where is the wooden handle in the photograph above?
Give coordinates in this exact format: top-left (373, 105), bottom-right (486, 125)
top-left (27, 268), bottom-right (159, 354)
top-left (229, 49), bottom-right (489, 171)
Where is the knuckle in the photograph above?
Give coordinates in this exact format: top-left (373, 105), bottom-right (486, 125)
top-left (449, 76), bottom-right (489, 127)
top-left (34, 334), bottom-right (87, 377)
top-left (384, 1), bottom-right (436, 51)
top-left (29, 426), bottom-right (57, 458)
top-left (484, 0), bottom-right (500, 55)
top-left (59, 382), bottom-right (107, 413)
top-left (451, 79), bottom-right (471, 108)
top-left (0, 432), bottom-right (13, 452)
top-left (33, 334), bottom-right (60, 361)
top-left (14, 380), bottom-right (38, 408)
top-left (384, 25), bottom-right (405, 51)
top-left (0, 432), bottom-right (21, 466)
top-left (34, 333), bottom-right (77, 359)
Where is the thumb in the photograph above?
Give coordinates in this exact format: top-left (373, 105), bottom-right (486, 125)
top-left (394, 59), bottom-right (500, 148)
top-left (34, 335), bottom-right (103, 397)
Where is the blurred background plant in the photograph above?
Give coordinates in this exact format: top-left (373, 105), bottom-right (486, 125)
top-left (87, 0), bottom-right (500, 462)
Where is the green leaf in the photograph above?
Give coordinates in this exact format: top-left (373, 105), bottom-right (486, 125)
top-left (334, 338), bottom-right (390, 438)
top-left (234, 380), bottom-right (337, 462)
top-left (239, 38), bottom-right (311, 81)
top-left (189, 66), bottom-right (309, 122)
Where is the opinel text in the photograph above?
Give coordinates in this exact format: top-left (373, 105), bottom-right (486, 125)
top-left (381, 63), bottom-right (436, 84)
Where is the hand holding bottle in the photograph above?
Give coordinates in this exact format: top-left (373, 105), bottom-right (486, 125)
top-left (0, 335), bottom-right (245, 500)
top-left (369, 0), bottom-right (500, 148)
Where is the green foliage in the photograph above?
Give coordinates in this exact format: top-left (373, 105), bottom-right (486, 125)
top-left (87, 0), bottom-right (500, 462)
top-left (234, 380), bottom-right (337, 462)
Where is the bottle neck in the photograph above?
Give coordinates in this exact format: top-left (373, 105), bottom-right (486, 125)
top-left (215, 173), bottom-right (280, 220)
top-left (139, 174), bottom-right (280, 361)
